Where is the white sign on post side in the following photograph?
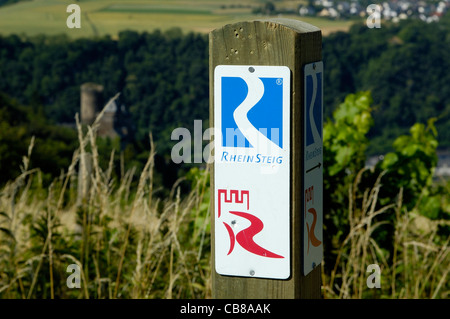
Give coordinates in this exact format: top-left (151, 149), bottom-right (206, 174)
top-left (303, 61), bottom-right (324, 275)
top-left (214, 65), bottom-right (291, 279)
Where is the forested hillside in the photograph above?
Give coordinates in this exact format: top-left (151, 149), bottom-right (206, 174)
top-left (324, 16), bottom-right (450, 154)
top-left (0, 30), bottom-right (209, 184)
top-left (0, 15), bottom-right (449, 182)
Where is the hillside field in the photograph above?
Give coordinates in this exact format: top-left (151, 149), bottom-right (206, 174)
top-left (0, 0), bottom-right (356, 37)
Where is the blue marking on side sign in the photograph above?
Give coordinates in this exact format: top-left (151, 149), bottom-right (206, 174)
top-left (305, 72), bottom-right (322, 147)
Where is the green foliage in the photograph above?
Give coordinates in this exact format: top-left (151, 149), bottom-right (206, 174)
top-left (323, 90), bottom-right (448, 274)
top-left (0, 93), bottom-right (78, 185)
top-left (324, 91), bottom-right (373, 177)
top-left (377, 118), bottom-right (439, 211)
top-left (323, 91), bottom-right (448, 298)
top-left (323, 91), bottom-right (374, 260)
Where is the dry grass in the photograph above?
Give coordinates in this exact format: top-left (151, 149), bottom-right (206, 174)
top-left (0, 96), bottom-right (211, 299)
top-left (322, 168), bottom-right (449, 299)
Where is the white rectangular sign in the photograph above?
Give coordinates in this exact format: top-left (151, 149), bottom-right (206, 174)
top-left (214, 65), bottom-right (291, 279)
top-left (303, 61), bottom-right (324, 275)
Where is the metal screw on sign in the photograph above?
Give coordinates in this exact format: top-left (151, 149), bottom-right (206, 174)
top-left (249, 270), bottom-right (255, 276)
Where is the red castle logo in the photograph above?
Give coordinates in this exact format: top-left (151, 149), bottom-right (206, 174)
top-left (218, 189), bottom-right (283, 259)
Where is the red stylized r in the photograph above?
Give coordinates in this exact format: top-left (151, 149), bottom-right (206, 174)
top-left (306, 208), bottom-right (322, 254)
top-left (218, 189), bottom-right (283, 259)
top-left (224, 211), bottom-right (284, 258)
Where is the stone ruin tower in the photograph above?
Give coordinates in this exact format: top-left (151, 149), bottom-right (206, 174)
top-left (78, 82), bottom-right (119, 206)
top-left (80, 82), bottom-right (118, 138)
top-left (80, 82), bottom-right (103, 125)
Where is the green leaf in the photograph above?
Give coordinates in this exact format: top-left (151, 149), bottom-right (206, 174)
top-left (419, 196), bottom-right (441, 219)
top-left (402, 144), bottom-right (419, 156)
top-left (410, 123), bottom-right (425, 140)
top-left (335, 146), bottom-right (352, 167)
top-left (380, 152), bottom-right (398, 169)
top-left (393, 135), bottom-right (411, 151)
top-left (426, 117), bottom-right (438, 137)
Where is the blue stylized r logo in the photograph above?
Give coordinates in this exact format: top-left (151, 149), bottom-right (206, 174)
top-left (221, 76), bottom-right (283, 149)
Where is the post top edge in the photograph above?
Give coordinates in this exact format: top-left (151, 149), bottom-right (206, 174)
top-left (209, 18), bottom-right (321, 35)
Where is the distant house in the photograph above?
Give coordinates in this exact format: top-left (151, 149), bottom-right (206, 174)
top-left (299, 6), bottom-right (316, 16)
top-left (319, 8), bottom-right (339, 18)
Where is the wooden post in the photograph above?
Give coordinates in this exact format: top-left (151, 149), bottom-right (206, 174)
top-left (209, 19), bottom-right (322, 299)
